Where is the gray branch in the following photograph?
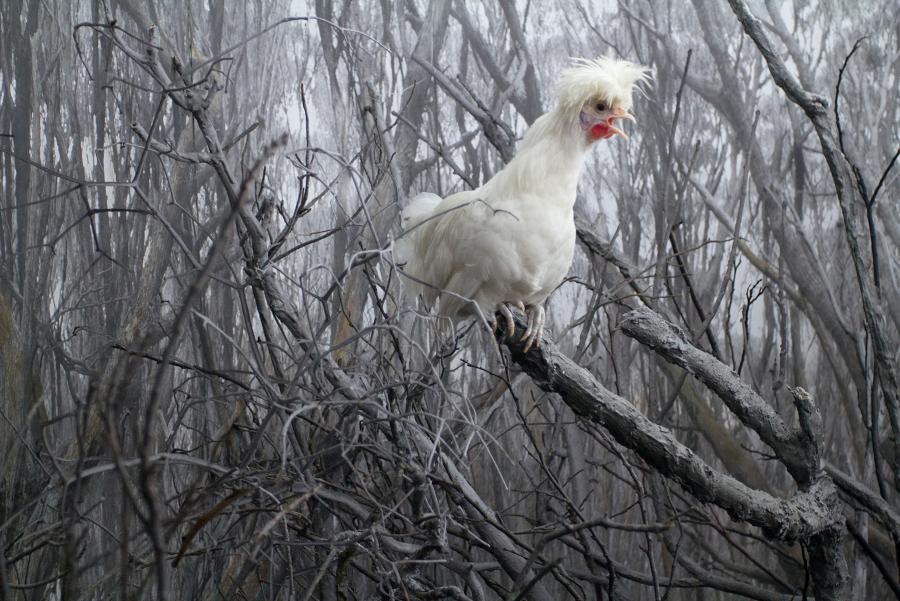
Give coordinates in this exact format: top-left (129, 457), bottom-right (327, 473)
top-left (727, 0), bottom-right (900, 494)
top-left (619, 306), bottom-right (820, 486)
top-left (499, 310), bottom-right (848, 600)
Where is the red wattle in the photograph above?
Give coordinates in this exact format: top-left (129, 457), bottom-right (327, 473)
top-left (590, 123), bottom-right (607, 139)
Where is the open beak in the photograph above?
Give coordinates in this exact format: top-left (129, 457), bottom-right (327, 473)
top-left (606, 107), bottom-right (635, 140)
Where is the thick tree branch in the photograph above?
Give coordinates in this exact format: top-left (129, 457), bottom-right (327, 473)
top-left (499, 308), bottom-right (848, 600)
top-left (498, 313), bottom-right (840, 541)
top-left (619, 306), bottom-right (820, 486)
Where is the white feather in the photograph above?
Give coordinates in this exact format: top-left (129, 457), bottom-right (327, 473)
top-left (556, 56), bottom-right (651, 113)
top-left (400, 192), bottom-right (443, 230)
top-left (399, 57), bottom-right (649, 327)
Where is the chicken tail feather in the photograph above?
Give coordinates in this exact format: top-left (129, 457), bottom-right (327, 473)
top-left (394, 192), bottom-right (443, 303)
top-left (400, 192), bottom-right (443, 231)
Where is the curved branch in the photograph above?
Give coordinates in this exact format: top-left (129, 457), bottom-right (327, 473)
top-left (619, 306), bottom-right (819, 486)
top-left (498, 312), bottom-right (840, 542)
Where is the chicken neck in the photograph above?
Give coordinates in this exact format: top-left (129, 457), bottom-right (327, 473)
top-left (482, 108), bottom-right (589, 208)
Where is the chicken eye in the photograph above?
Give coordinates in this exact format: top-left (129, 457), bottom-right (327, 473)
top-left (595, 101), bottom-right (608, 112)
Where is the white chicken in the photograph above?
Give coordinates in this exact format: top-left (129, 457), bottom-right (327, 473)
top-left (398, 57), bottom-right (649, 351)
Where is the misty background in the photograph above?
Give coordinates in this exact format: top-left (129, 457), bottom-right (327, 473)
top-left (0, 0), bottom-right (898, 599)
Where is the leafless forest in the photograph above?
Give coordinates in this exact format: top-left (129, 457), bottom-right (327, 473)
top-left (1, 0), bottom-right (899, 599)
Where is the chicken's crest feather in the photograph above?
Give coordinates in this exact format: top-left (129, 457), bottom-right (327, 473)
top-left (556, 56), bottom-right (650, 113)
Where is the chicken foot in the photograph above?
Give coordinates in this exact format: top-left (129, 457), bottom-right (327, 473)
top-left (489, 302), bottom-right (518, 338)
top-left (489, 301), bottom-right (527, 340)
top-left (520, 304), bottom-right (545, 352)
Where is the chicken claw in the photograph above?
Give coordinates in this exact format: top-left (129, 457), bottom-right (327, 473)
top-left (495, 302), bottom-right (517, 339)
top-left (520, 304), bottom-right (545, 352)
top-left (488, 303), bottom-right (517, 339)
